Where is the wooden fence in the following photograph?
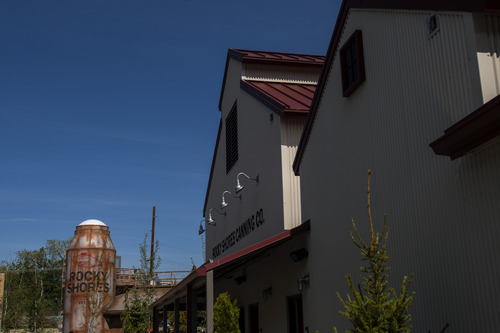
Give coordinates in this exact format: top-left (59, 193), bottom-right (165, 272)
top-left (115, 268), bottom-right (190, 287)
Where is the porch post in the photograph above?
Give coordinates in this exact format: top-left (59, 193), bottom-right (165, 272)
top-left (152, 306), bottom-right (158, 333)
top-left (187, 283), bottom-right (198, 333)
top-left (206, 270), bottom-right (214, 333)
top-left (174, 297), bottom-right (180, 333)
top-left (163, 304), bottom-right (168, 333)
top-left (186, 284), bottom-right (193, 333)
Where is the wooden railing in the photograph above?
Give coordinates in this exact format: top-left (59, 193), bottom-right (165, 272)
top-left (115, 268), bottom-right (190, 287)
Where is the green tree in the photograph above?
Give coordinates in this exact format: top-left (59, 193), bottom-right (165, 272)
top-left (334, 171), bottom-right (414, 333)
top-left (83, 252), bottom-right (108, 333)
top-left (213, 292), bottom-right (240, 333)
top-left (166, 310), bottom-right (187, 332)
top-left (1, 239), bottom-right (70, 332)
top-left (121, 234), bottom-right (161, 333)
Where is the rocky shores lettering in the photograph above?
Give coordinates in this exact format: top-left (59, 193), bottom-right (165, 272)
top-left (212, 208), bottom-right (265, 258)
top-left (66, 270), bottom-right (110, 293)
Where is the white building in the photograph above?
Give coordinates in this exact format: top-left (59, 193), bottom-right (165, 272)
top-left (293, 0), bottom-right (500, 332)
top-left (151, 48), bottom-right (324, 333)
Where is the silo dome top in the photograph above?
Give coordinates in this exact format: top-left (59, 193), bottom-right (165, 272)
top-left (79, 219), bottom-right (107, 226)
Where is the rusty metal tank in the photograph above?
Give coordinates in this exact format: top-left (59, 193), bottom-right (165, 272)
top-left (63, 219), bottom-right (116, 333)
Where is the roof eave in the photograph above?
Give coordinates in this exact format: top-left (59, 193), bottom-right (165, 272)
top-left (219, 49), bottom-right (325, 112)
top-left (430, 94), bottom-right (500, 159)
top-left (204, 220), bottom-right (311, 272)
top-left (149, 266), bottom-right (207, 309)
top-left (203, 120), bottom-right (222, 216)
top-left (293, 0), bottom-right (500, 175)
top-left (218, 52), bottom-right (231, 111)
top-left (240, 80), bottom-right (285, 116)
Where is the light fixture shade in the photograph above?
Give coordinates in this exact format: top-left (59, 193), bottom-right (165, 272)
top-left (290, 248), bottom-right (309, 262)
top-left (198, 225), bottom-right (205, 235)
top-left (297, 275), bottom-right (310, 292)
top-left (235, 172), bottom-right (259, 193)
top-left (207, 208), bottom-right (220, 226)
top-left (235, 172), bottom-right (257, 193)
top-left (235, 179), bottom-right (244, 193)
top-left (221, 191), bottom-right (231, 209)
top-left (220, 199), bottom-right (228, 209)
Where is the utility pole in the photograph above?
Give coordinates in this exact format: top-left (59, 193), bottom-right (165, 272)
top-left (0, 272), bottom-right (5, 331)
top-left (150, 206), bottom-right (156, 277)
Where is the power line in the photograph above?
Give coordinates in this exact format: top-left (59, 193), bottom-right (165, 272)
top-left (1, 267), bottom-right (64, 273)
top-left (156, 242), bottom-right (200, 254)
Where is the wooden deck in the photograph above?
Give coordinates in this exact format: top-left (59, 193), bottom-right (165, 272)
top-left (115, 268), bottom-right (190, 287)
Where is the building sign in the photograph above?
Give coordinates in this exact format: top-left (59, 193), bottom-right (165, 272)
top-left (212, 208), bottom-right (265, 258)
top-left (66, 270), bottom-right (110, 294)
top-left (67, 252), bottom-right (110, 293)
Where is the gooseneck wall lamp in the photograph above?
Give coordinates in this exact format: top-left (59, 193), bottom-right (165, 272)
top-left (235, 172), bottom-right (259, 193)
top-left (198, 208), bottom-right (225, 235)
top-left (220, 190), bottom-right (232, 209)
top-left (297, 274), bottom-right (310, 292)
top-left (199, 172), bottom-right (259, 235)
top-left (209, 207), bottom-right (226, 223)
top-left (198, 216), bottom-right (215, 235)
top-left (220, 190), bottom-right (241, 209)
top-left (198, 219), bottom-right (208, 235)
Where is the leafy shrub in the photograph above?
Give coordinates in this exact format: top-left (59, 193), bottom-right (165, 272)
top-left (213, 292), bottom-right (240, 333)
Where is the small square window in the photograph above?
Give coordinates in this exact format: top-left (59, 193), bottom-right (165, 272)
top-left (340, 30), bottom-right (366, 97)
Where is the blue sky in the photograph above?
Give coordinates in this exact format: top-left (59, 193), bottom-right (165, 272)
top-left (0, 0), bottom-right (340, 271)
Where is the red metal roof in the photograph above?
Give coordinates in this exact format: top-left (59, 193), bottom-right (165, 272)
top-left (241, 80), bottom-right (317, 116)
top-left (219, 49), bottom-right (325, 111)
top-left (228, 49), bottom-right (325, 66)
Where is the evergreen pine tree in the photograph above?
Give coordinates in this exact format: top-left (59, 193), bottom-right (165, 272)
top-left (121, 234), bottom-right (161, 333)
top-left (335, 170), bottom-right (414, 333)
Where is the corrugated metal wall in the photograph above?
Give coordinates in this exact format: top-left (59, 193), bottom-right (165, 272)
top-left (301, 8), bottom-right (500, 333)
top-left (475, 13), bottom-right (500, 103)
top-left (484, 15), bottom-right (500, 94)
top-left (206, 58), bottom-right (288, 259)
top-left (240, 61), bottom-right (315, 231)
top-left (280, 117), bottom-right (304, 230)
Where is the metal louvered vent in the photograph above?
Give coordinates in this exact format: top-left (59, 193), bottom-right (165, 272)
top-left (226, 105), bottom-right (238, 173)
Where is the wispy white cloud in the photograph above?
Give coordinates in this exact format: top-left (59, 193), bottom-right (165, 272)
top-left (0, 189), bottom-right (138, 208)
top-left (0, 189), bottom-right (73, 204)
top-left (0, 217), bottom-right (74, 225)
top-left (165, 170), bottom-right (208, 182)
top-left (0, 112), bottom-right (177, 147)
top-left (52, 123), bottom-right (172, 147)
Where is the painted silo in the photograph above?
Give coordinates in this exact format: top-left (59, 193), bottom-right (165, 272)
top-left (63, 219), bottom-right (116, 333)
